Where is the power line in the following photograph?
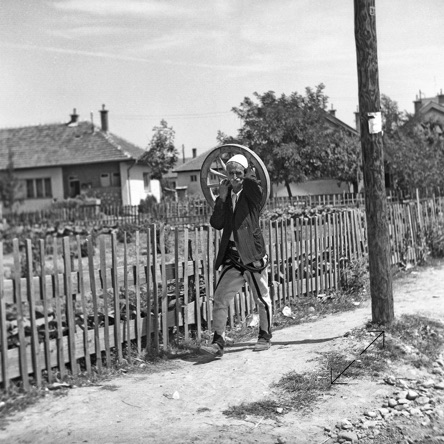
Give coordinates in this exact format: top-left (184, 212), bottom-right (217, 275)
top-left (112, 111), bottom-right (235, 121)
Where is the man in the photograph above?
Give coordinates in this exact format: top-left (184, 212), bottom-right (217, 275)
top-left (201, 153), bottom-right (272, 358)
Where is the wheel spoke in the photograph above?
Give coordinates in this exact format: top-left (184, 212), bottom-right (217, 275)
top-left (209, 168), bottom-right (227, 179)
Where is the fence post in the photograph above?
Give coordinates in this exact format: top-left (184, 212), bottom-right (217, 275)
top-left (0, 242), bottom-right (10, 391)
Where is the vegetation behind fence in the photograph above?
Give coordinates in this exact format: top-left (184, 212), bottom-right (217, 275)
top-left (2, 193), bottom-right (368, 227)
top-left (0, 196), bottom-right (443, 392)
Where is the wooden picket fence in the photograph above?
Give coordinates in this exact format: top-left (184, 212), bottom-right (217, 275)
top-left (0, 196), bottom-right (443, 391)
top-left (2, 193), bottom-right (368, 227)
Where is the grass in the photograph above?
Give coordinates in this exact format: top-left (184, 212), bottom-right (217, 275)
top-left (379, 313), bottom-right (444, 368)
top-left (223, 311), bottom-right (444, 420)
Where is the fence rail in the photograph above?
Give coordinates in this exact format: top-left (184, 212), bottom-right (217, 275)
top-left (0, 196), bottom-right (443, 391)
top-left (2, 193), bottom-right (370, 227)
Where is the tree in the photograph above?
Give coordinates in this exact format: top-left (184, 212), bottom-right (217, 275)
top-left (143, 120), bottom-right (178, 182)
top-left (0, 147), bottom-right (23, 212)
top-left (225, 84), bottom-right (359, 196)
top-left (381, 96), bottom-right (444, 194)
top-left (321, 130), bottom-right (362, 192)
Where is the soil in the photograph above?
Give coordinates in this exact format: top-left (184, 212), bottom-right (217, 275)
top-left (1, 262), bottom-right (443, 444)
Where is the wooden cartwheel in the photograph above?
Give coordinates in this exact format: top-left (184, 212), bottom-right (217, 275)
top-left (200, 144), bottom-right (271, 212)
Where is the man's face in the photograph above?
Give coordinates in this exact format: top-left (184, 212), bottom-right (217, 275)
top-left (226, 162), bottom-right (245, 192)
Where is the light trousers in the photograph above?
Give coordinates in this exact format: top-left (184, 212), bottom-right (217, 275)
top-left (212, 264), bottom-right (273, 338)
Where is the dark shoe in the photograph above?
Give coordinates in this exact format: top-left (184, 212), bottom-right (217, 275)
top-left (253, 337), bottom-right (271, 351)
top-left (200, 343), bottom-right (224, 358)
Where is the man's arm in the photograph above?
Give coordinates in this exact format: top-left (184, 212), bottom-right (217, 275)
top-left (210, 197), bottom-right (227, 230)
top-left (210, 178), bottom-right (230, 230)
top-left (242, 166), bottom-right (263, 206)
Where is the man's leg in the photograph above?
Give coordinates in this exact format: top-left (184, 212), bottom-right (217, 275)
top-left (200, 265), bottom-right (244, 357)
top-left (245, 267), bottom-right (273, 351)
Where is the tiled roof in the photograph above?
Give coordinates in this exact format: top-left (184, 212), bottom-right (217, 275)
top-left (418, 100), bottom-right (444, 115)
top-left (173, 149), bottom-right (213, 173)
top-left (0, 121), bottom-right (147, 170)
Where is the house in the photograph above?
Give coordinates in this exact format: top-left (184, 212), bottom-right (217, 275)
top-left (0, 106), bottom-right (160, 213)
top-left (413, 90), bottom-right (444, 127)
top-left (173, 108), bottom-right (359, 199)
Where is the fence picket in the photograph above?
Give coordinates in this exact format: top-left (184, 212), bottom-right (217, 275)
top-left (62, 237), bottom-right (77, 376)
top-left (268, 221), bottom-right (275, 310)
top-left (160, 227), bottom-right (168, 350)
top-left (174, 227), bottom-right (180, 339)
top-left (13, 239), bottom-right (29, 390)
top-left (53, 237), bottom-right (66, 378)
top-left (314, 216), bottom-right (319, 296)
top-left (207, 226), bottom-right (214, 331)
top-left (123, 234), bottom-right (130, 355)
top-left (0, 242), bottom-right (9, 390)
top-left (201, 227), bottom-right (211, 331)
top-left (99, 236), bottom-right (111, 366)
top-left (151, 225), bottom-right (159, 350)
top-left (38, 239), bottom-right (52, 383)
top-left (182, 227), bottom-right (189, 341)
top-left (145, 229), bottom-right (152, 351)
top-left (134, 231), bottom-right (142, 353)
top-left (25, 239), bottom-right (41, 387)
top-left (194, 227), bottom-right (201, 339)
top-left (290, 218), bottom-right (296, 300)
top-left (111, 233), bottom-right (122, 362)
top-left (76, 236), bottom-right (91, 375)
top-left (87, 235), bottom-right (101, 372)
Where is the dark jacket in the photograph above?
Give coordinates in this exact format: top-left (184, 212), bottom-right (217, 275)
top-left (210, 177), bottom-right (266, 269)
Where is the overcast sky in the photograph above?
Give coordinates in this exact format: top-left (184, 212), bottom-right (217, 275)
top-left (1, 0), bottom-right (443, 157)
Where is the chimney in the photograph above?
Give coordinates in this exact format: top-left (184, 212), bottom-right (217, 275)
top-left (354, 107), bottom-right (360, 133)
top-left (67, 108), bottom-right (79, 126)
top-left (328, 104), bottom-right (336, 117)
top-left (99, 104), bottom-right (109, 132)
top-left (414, 98), bottom-right (422, 114)
top-left (192, 148), bottom-right (197, 158)
top-left (438, 89), bottom-right (444, 105)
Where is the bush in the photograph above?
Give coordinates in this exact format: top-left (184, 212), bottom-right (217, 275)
top-left (339, 255), bottom-right (369, 295)
top-left (425, 221), bottom-right (444, 258)
top-left (139, 195), bottom-right (158, 216)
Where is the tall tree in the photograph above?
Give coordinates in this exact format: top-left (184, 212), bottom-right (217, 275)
top-left (381, 96), bottom-right (444, 194)
top-left (0, 147), bottom-right (23, 211)
top-left (226, 84), bottom-right (360, 196)
top-left (231, 85), bottom-right (335, 196)
top-left (142, 120), bottom-right (178, 182)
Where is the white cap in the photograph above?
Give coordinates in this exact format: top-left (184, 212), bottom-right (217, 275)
top-left (227, 154), bottom-right (248, 169)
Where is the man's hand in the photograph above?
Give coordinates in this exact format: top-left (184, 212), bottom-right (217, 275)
top-left (245, 165), bottom-right (256, 180)
top-left (219, 179), bottom-right (230, 201)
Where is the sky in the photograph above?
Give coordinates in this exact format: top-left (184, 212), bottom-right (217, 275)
top-left (1, 0), bottom-right (444, 158)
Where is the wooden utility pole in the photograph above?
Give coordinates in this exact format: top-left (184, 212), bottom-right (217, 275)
top-left (354, 0), bottom-right (394, 324)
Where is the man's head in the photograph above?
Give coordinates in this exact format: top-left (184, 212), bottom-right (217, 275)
top-left (226, 154), bottom-right (248, 193)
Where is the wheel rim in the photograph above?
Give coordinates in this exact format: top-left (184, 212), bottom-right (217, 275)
top-left (200, 144), bottom-right (270, 212)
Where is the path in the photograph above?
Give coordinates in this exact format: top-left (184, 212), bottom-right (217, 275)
top-left (1, 263), bottom-right (443, 444)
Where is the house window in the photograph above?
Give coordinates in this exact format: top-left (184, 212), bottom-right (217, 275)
top-left (26, 178), bottom-right (53, 199)
top-left (111, 173), bottom-right (121, 187)
top-left (100, 173), bottom-right (111, 187)
top-left (190, 175), bottom-right (197, 182)
top-left (69, 176), bottom-right (80, 197)
top-left (143, 172), bottom-right (151, 191)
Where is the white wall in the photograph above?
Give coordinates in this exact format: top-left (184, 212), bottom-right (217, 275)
top-left (13, 167), bottom-right (63, 212)
top-left (121, 162), bottom-right (161, 205)
top-left (273, 179), bottom-right (351, 197)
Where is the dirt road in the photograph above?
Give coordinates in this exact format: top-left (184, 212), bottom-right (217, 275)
top-left (1, 263), bottom-right (443, 444)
